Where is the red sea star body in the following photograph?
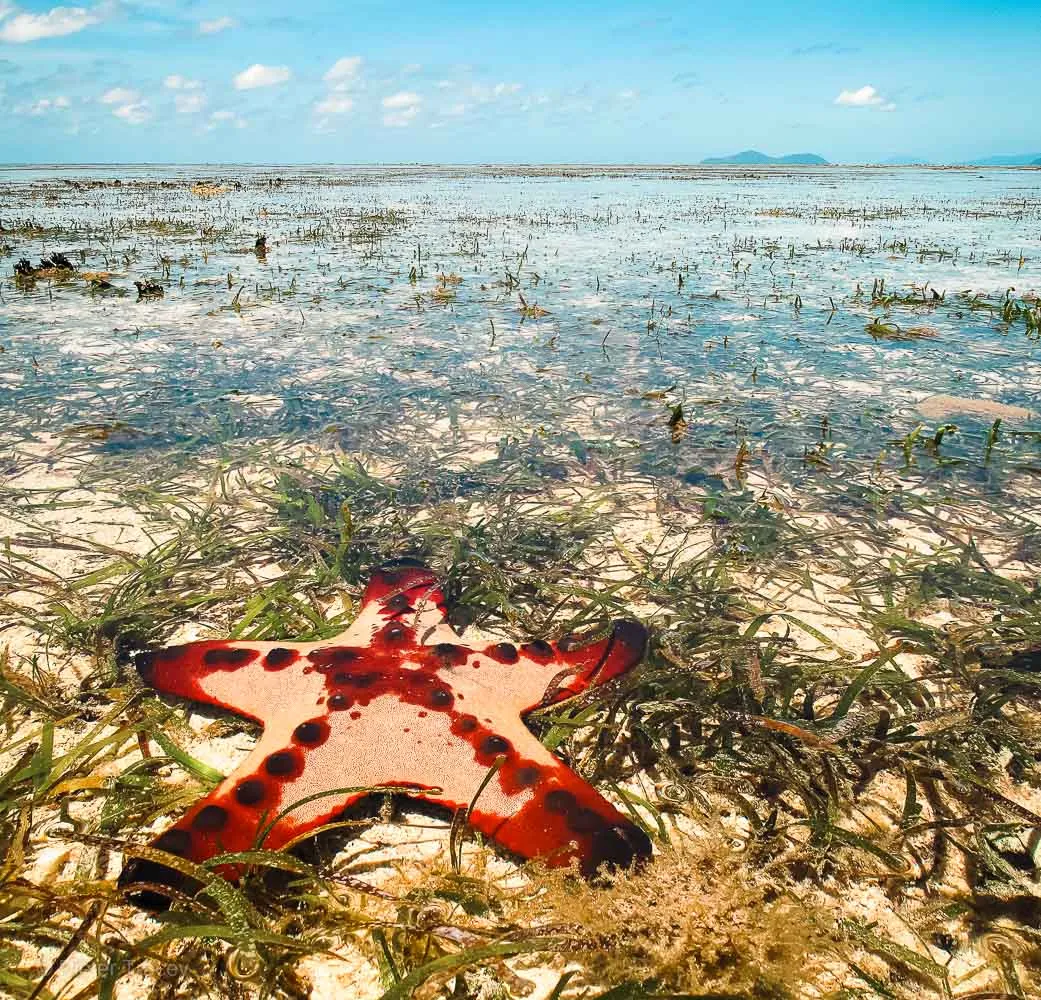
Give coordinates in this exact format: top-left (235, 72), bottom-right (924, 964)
top-left (121, 560), bottom-right (651, 906)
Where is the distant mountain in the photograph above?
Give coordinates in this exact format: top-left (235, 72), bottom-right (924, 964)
top-left (960, 153), bottom-right (1041, 166)
top-left (701, 150), bottom-right (829, 165)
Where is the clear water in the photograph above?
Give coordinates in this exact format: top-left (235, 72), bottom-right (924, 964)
top-left (1, 164), bottom-right (1039, 487)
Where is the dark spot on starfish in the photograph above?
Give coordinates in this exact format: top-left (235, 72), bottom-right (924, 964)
top-left (492, 642), bottom-right (518, 663)
top-left (155, 829), bottom-right (191, 856)
top-left (568, 807), bottom-right (607, 834)
top-left (329, 693), bottom-right (352, 710)
top-left (544, 789), bottom-right (577, 814)
top-left (293, 720), bottom-right (329, 747)
top-left (350, 710), bottom-right (361, 719)
top-left (204, 647), bottom-right (257, 667)
top-left (457, 715), bottom-right (478, 733)
top-left (191, 805), bottom-right (229, 833)
top-left (514, 766), bottom-right (541, 787)
top-left (385, 593), bottom-right (411, 612)
top-left (334, 670), bottom-right (376, 687)
top-left (265, 647), bottom-right (297, 670)
top-left (265, 751), bottom-right (299, 777)
top-left (433, 642), bottom-right (466, 664)
top-left (308, 647), bottom-right (359, 670)
top-left (523, 639), bottom-right (554, 659)
top-left (385, 624), bottom-right (406, 641)
top-left (429, 687), bottom-right (454, 709)
top-left (481, 734), bottom-right (510, 756)
top-left (235, 779), bottom-right (266, 806)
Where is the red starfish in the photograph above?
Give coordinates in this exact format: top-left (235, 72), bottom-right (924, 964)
top-left (120, 560), bottom-right (651, 906)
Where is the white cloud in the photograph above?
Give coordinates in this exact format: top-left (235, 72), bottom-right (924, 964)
top-left (436, 79), bottom-right (453, 90)
top-left (618, 88), bottom-right (638, 101)
top-left (164, 74), bottom-right (201, 90)
top-left (208, 109), bottom-right (246, 129)
top-left (834, 85), bottom-right (895, 111)
top-left (0, 4), bottom-right (100, 43)
top-left (113, 101), bottom-right (150, 125)
top-left (233, 63), bottom-right (290, 90)
top-left (198, 15), bottom-right (235, 34)
top-left (174, 92), bottom-right (206, 113)
top-left (323, 55), bottom-right (362, 91)
top-left (462, 81), bottom-right (522, 105)
top-left (315, 94), bottom-right (353, 114)
top-left (443, 102), bottom-right (466, 117)
top-left (402, 62), bottom-right (421, 74)
top-left (100, 87), bottom-right (138, 105)
top-left (19, 95), bottom-right (70, 114)
top-left (382, 91), bottom-right (421, 126)
top-left (382, 90), bottom-right (420, 110)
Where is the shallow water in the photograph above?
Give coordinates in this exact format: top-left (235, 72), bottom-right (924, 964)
top-left (1, 164), bottom-right (1039, 487)
top-left (2, 166), bottom-right (1041, 1000)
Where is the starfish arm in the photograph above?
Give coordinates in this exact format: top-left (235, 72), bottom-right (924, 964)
top-left (337, 559), bottom-right (454, 646)
top-left (137, 640), bottom-right (321, 725)
top-left (474, 619), bottom-right (648, 713)
top-left (460, 734), bottom-right (654, 877)
top-left (118, 724), bottom-right (375, 908)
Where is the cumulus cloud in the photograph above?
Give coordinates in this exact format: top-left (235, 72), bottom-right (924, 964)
top-left (314, 94), bottom-right (353, 114)
top-left (199, 16), bottom-right (235, 34)
top-left (233, 63), bottom-right (290, 90)
top-left (174, 92), bottom-right (206, 113)
top-left (492, 81), bottom-right (521, 97)
top-left (164, 74), bottom-right (201, 90)
top-left (19, 95), bottom-right (70, 114)
top-left (100, 87), bottom-right (137, 104)
top-left (113, 100), bottom-right (150, 125)
top-left (208, 108), bottom-right (246, 129)
top-left (834, 85), bottom-right (895, 111)
top-left (323, 55), bottom-right (362, 89)
top-left (383, 90), bottom-right (418, 126)
top-left (382, 91), bottom-right (420, 109)
top-left (0, 4), bottom-right (100, 43)
top-left (382, 90), bottom-right (421, 126)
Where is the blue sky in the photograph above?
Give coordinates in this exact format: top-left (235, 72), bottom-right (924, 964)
top-left (0, 0), bottom-right (1037, 164)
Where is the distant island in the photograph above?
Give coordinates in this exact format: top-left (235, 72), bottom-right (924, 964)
top-left (959, 153), bottom-right (1041, 166)
top-left (700, 150), bottom-right (829, 165)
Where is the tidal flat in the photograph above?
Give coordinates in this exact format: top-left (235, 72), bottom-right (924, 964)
top-left (1, 163), bottom-right (1040, 999)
